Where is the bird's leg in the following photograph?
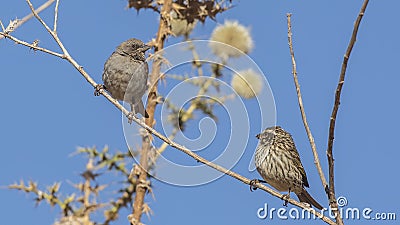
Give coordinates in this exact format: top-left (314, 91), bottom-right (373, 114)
top-left (282, 188), bottom-right (291, 207)
top-left (127, 104), bottom-right (136, 124)
top-left (94, 84), bottom-right (105, 96)
top-left (249, 179), bottom-right (267, 192)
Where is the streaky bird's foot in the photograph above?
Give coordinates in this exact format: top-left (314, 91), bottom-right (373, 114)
top-left (249, 179), bottom-right (267, 192)
top-left (94, 84), bottom-right (105, 96)
top-left (282, 193), bottom-right (290, 207)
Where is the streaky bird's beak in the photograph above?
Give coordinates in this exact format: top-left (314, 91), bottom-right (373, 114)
top-left (256, 134), bottom-right (260, 139)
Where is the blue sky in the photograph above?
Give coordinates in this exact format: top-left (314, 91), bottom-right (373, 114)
top-left (1, 0), bottom-right (399, 225)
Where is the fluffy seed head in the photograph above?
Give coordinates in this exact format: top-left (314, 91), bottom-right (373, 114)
top-left (231, 69), bottom-right (263, 99)
top-left (209, 20), bottom-right (253, 59)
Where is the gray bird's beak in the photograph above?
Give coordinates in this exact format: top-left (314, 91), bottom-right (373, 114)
top-left (142, 44), bottom-right (151, 52)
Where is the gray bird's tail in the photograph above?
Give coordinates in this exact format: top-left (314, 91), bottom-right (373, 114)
top-left (133, 99), bottom-right (149, 118)
top-left (297, 189), bottom-right (323, 210)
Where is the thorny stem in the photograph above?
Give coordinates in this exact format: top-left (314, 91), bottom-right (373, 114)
top-left (130, 0), bottom-right (173, 224)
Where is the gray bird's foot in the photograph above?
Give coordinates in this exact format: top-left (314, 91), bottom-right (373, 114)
top-left (94, 84), bottom-right (105, 96)
top-left (127, 111), bottom-right (136, 124)
top-left (249, 179), bottom-right (267, 192)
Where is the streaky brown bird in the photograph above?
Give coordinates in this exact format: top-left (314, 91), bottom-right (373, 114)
top-left (253, 126), bottom-right (323, 210)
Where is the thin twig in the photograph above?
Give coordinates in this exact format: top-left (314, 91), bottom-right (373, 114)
top-left (156, 128), bottom-right (178, 155)
top-left (3, 3), bottom-right (336, 225)
top-left (54, 0), bottom-right (60, 33)
top-left (26, 0), bottom-right (53, 35)
top-left (286, 14), bottom-right (328, 191)
top-left (0, 21), bottom-right (5, 31)
top-left (326, 1), bottom-right (369, 224)
top-left (26, 0), bottom-right (70, 57)
top-left (0, 32), bottom-right (64, 57)
top-left (0, 0), bottom-right (55, 40)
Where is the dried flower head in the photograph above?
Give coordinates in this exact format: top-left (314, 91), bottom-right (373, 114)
top-left (209, 20), bottom-right (253, 59)
top-left (231, 69), bottom-right (263, 99)
top-left (170, 11), bottom-right (197, 37)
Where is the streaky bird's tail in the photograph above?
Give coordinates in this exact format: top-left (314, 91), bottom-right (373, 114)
top-left (296, 188), bottom-right (323, 210)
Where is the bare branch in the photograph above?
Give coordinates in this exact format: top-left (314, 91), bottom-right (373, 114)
top-left (26, 0), bottom-right (53, 35)
top-left (156, 128), bottom-right (178, 155)
top-left (26, 0), bottom-right (70, 56)
top-left (0, 32), bottom-right (64, 58)
top-left (54, 0), bottom-right (60, 33)
top-left (0, 0), bottom-right (55, 40)
top-left (286, 14), bottom-right (328, 191)
top-left (326, 1), bottom-right (369, 224)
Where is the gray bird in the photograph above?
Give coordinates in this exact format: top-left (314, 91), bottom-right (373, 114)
top-left (102, 38), bottom-right (150, 118)
top-left (252, 126), bottom-right (323, 210)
